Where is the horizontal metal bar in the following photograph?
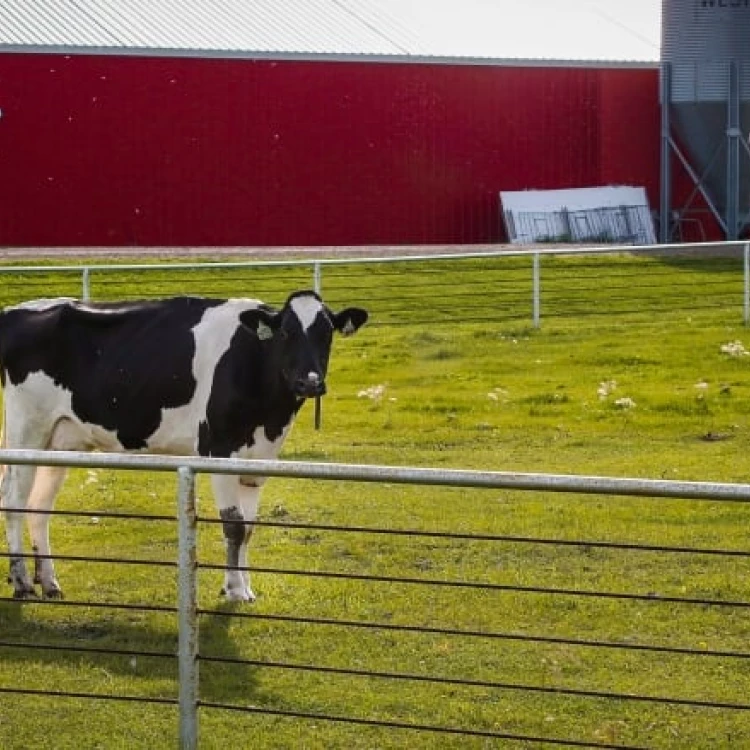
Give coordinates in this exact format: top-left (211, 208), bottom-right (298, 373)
top-left (198, 563), bottom-right (750, 609)
top-left (0, 596), bottom-right (177, 614)
top-left (200, 701), bottom-right (645, 749)
top-left (1, 507), bottom-right (174, 520)
top-left (0, 550), bottom-right (176, 568)
top-left (13, 508), bottom-right (747, 558)
top-left (198, 518), bottom-right (750, 557)
top-left (199, 655), bottom-right (750, 712)
top-left (1, 449), bottom-right (750, 502)
top-left (0, 686), bottom-right (177, 706)
top-left (198, 610), bottom-right (750, 661)
top-left (0, 640), bottom-right (175, 660)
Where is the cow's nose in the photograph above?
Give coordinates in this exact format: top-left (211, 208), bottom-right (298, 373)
top-left (294, 371), bottom-right (326, 397)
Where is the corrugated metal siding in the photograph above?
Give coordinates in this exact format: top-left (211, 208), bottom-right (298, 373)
top-left (0, 53), bottom-right (662, 246)
top-left (0, 0), bottom-right (659, 63)
top-left (599, 67), bottom-right (661, 188)
top-left (662, 0), bottom-right (750, 100)
top-left (0, 0), bottom-right (119, 46)
top-left (0, 0), bottom-right (423, 55)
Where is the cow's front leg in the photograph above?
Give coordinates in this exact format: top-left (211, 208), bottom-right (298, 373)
top-left (212, 474), bottom-right (262, 602)
top-left (27, 466), bottom-right (68, 599)
top-left (2, 464), bottom-right (39, 599)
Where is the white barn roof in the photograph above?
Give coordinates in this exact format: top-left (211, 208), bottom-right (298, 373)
top-left (0, 0), bottom-right (661, 64)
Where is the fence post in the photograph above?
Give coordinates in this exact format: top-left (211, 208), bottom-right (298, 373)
top-left (313, 261), bottom-right (322, 296)
top-left (177, 466), bottom-right (199, 750)
top-left (532, 252), bottom-right (541, 329)
top-left (82, 267), bottom-right (91, 302)
top-left (744, 243), bottom-right (749, 327)
top-left (313, 260), bottom-right (323, 430)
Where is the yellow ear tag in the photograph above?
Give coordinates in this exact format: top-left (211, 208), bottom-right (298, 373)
top-left (257, 321), bottom-right (274, 341)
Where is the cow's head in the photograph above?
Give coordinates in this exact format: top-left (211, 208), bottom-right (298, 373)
top-left (240, 291), bottom-right (368, 398)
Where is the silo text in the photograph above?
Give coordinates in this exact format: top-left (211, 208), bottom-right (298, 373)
top-left (700, 0), bottom-right (749, 7)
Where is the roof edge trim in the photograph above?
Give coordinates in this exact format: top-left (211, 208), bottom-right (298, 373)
top-left (0, 44), bottom-right (659, 68)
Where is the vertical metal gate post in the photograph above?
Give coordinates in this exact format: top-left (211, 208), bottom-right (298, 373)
top-left (177, 466), bottom-right (199, 750)
top-left (313, 261), bottom-right (322, 296)
top-left (532, 252), bottom-right (541, 328)
top-left (726, 62), bottom-right (741, 241)
top-left (744, 242), bottom-right (750, 327)
top-left (660, 62), bottom-right (672, 244)
top-left (82, 267), bottom-right (91, 302)
top-left (313, 260), bottom-right (323, 430)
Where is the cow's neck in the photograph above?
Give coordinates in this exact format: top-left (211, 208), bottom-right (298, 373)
top-left (254, 356), bottom-right (307, 439)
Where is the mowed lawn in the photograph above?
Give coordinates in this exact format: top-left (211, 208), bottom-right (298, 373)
top-left (1, 251), bottom-right (750, 748)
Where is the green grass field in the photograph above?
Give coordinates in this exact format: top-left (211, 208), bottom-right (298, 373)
top-left (1, 251), bottom-right (750, 748)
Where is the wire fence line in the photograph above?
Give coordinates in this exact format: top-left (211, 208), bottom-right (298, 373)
top-left (205, 609), bottom-right (750, 661)
top-left (0, 240), bottom-right (748, 328)
top-left (201, 562), bottom-right (750, 608)
top-left (1, 450), bottom-right (750, 747)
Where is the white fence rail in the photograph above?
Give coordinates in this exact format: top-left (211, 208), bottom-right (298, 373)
top-left (0, 240), bottom-right (748, 327)
top-left (2, 449), bottom-right (750, 748)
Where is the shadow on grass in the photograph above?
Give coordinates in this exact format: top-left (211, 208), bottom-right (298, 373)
top-left (653, 250), bottom-right (743, 273)
top-left (198, 600), bottom-right (277, 706)
top-left (0, 597), bottom-right (267, 704)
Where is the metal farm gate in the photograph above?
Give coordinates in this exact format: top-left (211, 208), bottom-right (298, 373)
top-left (1, 450), bottom-right (750, 748)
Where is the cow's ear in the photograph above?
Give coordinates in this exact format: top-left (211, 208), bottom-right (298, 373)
top-left (332, 307), bottom-right (368, 336)
top-left (240, 308), bottom-right (280, 341)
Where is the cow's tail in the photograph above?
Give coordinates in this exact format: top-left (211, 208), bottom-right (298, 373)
top-left (0, 411), bottom-right (5, 511)
top-left (0, 317), bottom-right (6, 508)
top-left (0, 307), bottom-right (12, 510)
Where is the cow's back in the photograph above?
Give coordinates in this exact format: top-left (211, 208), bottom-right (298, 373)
top-left (0, 297), bottom-right (235, 452)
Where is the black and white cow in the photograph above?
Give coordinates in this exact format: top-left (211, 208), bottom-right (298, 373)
top-left (0, 291), bottom-right (367, 601)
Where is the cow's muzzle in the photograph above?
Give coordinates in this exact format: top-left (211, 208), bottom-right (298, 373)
top-left (294, 372), bottom-right (326, 398)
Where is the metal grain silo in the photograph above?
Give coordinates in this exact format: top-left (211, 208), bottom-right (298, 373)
top-left (660, 0), bottom-right (750, 241)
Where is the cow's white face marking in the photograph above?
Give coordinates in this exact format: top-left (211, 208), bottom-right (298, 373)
top-left (290, 295), bottom-right (324, 331)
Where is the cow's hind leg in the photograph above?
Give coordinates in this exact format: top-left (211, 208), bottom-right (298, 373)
top-left (2, 464), bottom-right (39, 599)
top-left (212, 474), bottom-right (262, 602)
top-left (27, 466), bottom-right (68, 599)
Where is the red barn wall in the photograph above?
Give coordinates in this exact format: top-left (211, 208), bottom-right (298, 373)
top-left (0, 53), bottom-right (664, 247)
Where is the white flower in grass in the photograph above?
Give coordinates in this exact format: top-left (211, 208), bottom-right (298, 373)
top-left (614, 397), bottom-right (636, 410)
top-left (487, 387), bottom-right (509, 403)
top-left (597, 380), bottom-right (617, 401)
top-left (357, 384), bottom-right (386, 401)
top-left (720, 341), bottom-right (749, 357)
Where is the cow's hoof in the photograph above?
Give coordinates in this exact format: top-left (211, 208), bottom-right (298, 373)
top-left (42, 586), bottom-right (64, 600)
top-left (12, 586), bottom-right (39, 601)
top-left (220, 586), bottom-right (256, 603)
